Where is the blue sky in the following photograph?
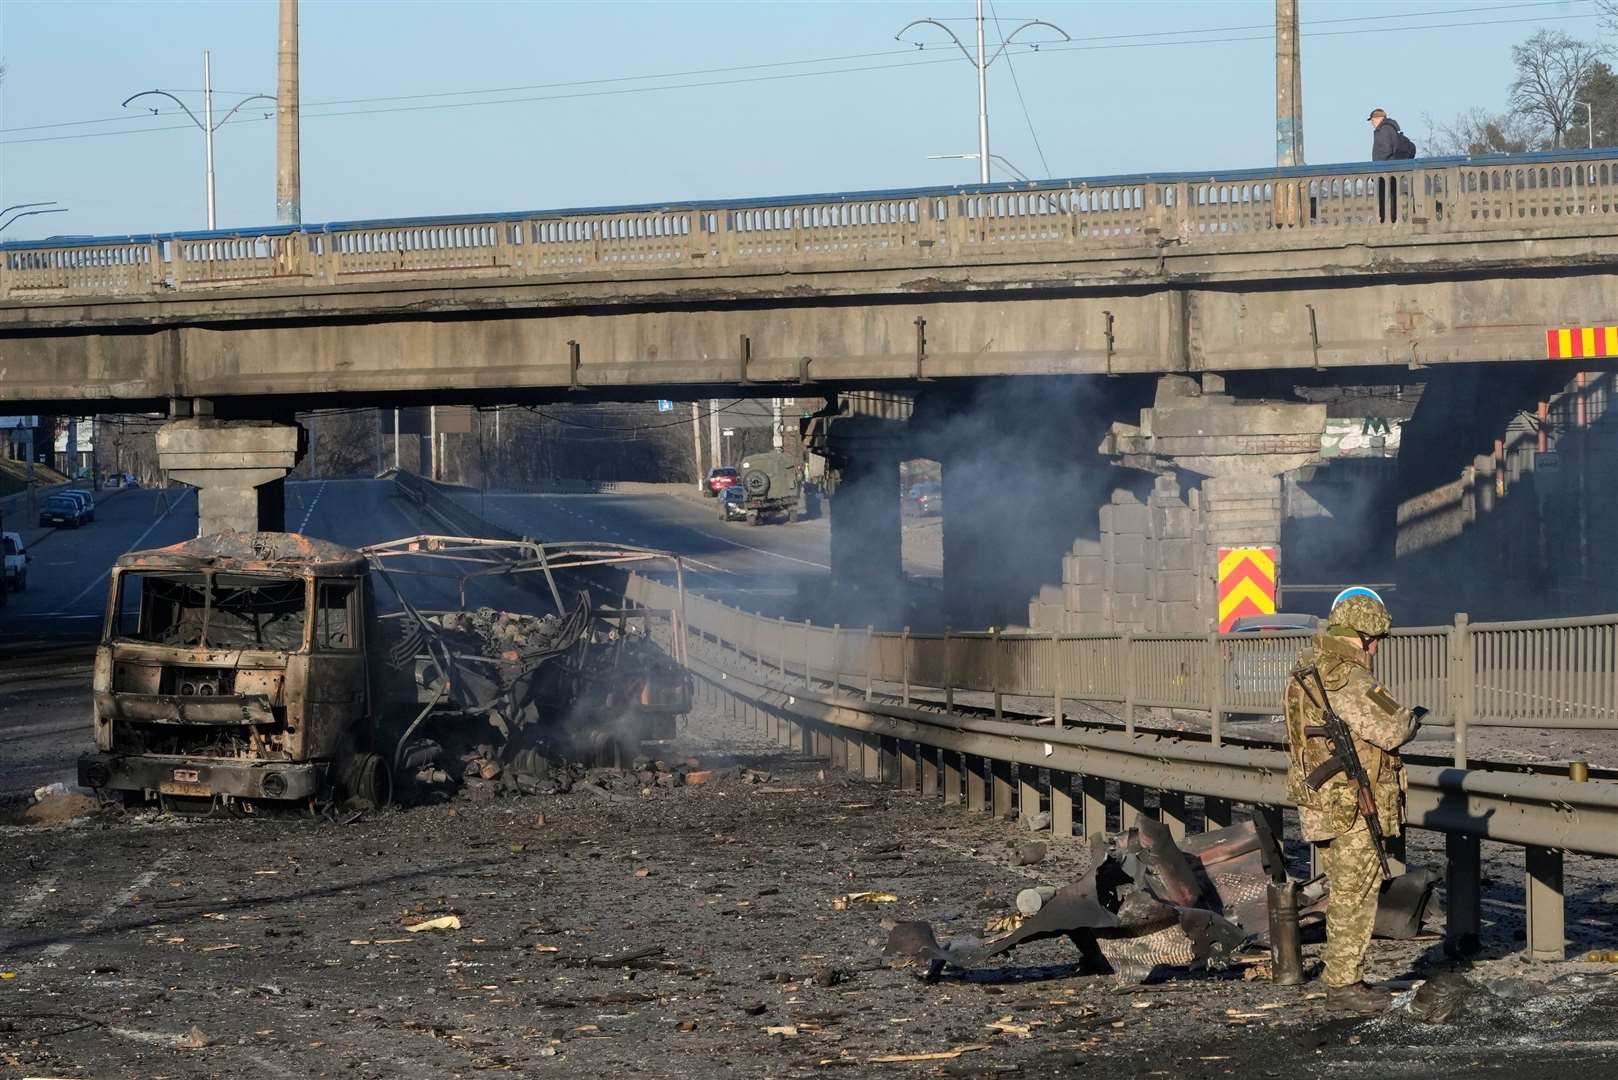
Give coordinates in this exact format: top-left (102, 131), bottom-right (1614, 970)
top-left (0, 0), bottom-right (1605, 239)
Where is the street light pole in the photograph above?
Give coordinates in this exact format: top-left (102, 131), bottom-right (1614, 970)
top-left (122, 58), bottom-right (273, 229)
top-left (975, 0), bottom-right (990, 185)
top-left (203, 51), bottom-right (217, 229)
top-left (898, 5), bottom-right (1068, 184)
top-left (1577, 101), bottom-right (1594, 149)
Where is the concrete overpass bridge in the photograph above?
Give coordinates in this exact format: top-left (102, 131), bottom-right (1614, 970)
top-left (5, 150), bottom-right (1615, 633)
top-left (4, 149), bottom-right (1618, 411)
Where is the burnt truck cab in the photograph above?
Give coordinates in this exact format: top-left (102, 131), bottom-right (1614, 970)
top-left (78, 533), bottom-right (378, 808)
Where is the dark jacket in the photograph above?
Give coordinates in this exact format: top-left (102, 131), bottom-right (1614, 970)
top-left (1371, 117), bottom-right (1404, 161)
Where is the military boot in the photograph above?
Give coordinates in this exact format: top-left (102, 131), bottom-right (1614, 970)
top-left (1325, 982), bottom-right (1388, 1013)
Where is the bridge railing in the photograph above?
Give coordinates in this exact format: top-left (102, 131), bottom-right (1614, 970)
top-left (643, 579), bottom-right (1618, 747)
top-left (9, 149), bottom-right (1618, 300)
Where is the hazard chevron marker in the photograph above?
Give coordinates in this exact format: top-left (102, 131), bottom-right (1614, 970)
top-left (1217, 546), bottom-right (1277, 633)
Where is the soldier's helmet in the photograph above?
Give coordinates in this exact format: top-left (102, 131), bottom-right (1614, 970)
top-left (1328, 587), bottom-right (1391, 639)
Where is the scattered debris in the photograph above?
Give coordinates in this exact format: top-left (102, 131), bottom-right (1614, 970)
top-left (833, 891), bottom-right (898, 911)
top-left (404, 915), bottom-right (462, 933)
top-left (1407, 972), bottom-right (1483, 1024)
top-left (181, 1025), bottom-right (210, 1050)
top-left (867, 1045), bottom-right (989, 1064)
top-left (1010, 840), bottom-right (1047, 866)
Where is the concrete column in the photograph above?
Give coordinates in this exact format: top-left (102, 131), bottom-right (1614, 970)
top-left (156, 419), bottom-right (303, 536)
top-left (1198, 472), bottom-right (1285, 624)
top-left (828, 449), bottom-right (902, 609)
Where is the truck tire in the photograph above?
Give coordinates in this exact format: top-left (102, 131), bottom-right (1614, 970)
top-left (743, 470), bottom-right (771, 496)
top-left (343, 752), bottom-right (393, 808)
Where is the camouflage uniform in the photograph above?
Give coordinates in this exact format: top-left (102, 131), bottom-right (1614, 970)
top-left (1283, 596), bottom-right (1420, 988)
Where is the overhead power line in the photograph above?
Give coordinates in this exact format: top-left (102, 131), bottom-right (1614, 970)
top-left (0, 3), bottom-right (1596, 147)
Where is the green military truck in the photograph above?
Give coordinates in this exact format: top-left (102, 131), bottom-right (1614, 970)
top-left (726, 450), bottom-right (801, 526)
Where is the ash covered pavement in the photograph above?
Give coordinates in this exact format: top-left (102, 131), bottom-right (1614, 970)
top-left (3, 707), bottom-right (1617, 1079)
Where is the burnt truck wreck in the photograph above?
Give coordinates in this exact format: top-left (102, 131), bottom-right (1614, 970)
top-left (77, 532), bottom-right (693, 811)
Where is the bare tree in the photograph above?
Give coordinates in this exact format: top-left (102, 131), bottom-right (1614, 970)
top-left (1510, 29), bottom-right (1606, 147)
top-left (1423, 107), bottom-right (1544, 156)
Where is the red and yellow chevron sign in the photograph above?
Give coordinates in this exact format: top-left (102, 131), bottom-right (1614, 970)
top-left (1546, 326), bottom-right (1618, 359)
top-left (1217, 546), bottom-right (1277, 633)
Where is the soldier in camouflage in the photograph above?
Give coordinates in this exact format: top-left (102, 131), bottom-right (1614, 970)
top-left (1283, 588), bottom-right (1422, 1012)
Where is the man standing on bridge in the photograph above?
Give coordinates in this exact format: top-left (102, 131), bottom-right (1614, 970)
top-left (1282, 587), bottom-right (1422, 1012)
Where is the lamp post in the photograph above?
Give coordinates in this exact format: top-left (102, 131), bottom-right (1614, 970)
top-left (898, 1), bottom-right (1068, 183)
top-left (122, 52), bottom-right (274, 229)
top-left (927, 152), bottom-right (1032, 181)
top-left (1576, 101), bottom-right (1594, 149)
top-left (0, 202), bottom-right (68, 234)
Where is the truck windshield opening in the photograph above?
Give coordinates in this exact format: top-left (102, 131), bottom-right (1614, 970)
top-left (113, 571), bottom-right (308, 650)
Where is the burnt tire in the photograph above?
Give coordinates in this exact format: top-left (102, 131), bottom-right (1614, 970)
top-left (343, 752), bottom-right (393, 809)
top-left (743, 470), bottom-right (770, 496)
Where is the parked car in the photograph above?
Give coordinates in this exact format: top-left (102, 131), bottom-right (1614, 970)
top-left (718, 485), bottom-right (748, 521)
top-left (3, 531), bottom-right (30, 592)
top-left (1221, 613), bottom-right (1320, 713)
top-left (705, 467), bottom-right (739, 497)
top-left (60, 489), bottom-right (96, 522)
top-left (40, 493), bottom-right (88, 528)
top-left (904, 482), bottom-right (942, 517)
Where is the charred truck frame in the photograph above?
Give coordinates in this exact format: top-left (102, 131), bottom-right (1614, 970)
top-left (78, 532), bottom-right (693, 811)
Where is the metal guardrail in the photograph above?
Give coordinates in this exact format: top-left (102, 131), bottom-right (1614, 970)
top-left (616, 571), bottom-right (1618, 962)
top-left (6, 150), bottom-right (1618, 300)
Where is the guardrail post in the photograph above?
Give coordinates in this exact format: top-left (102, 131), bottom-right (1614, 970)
top-left (831, 624), bottom-right (841, 693)
top-left (880, 734), bottom-right (900, 784)
top-left (1122, 632), bottom-right (1137, 736)
top-left (943, 750), bottom-right (963, 806)
top-left (1160, 791), bottom-right (1188, 842)
top-left (1525, 846), bottom-right (1565, 961)
top-left (1204, 797), bottom-right (1232, 829)
top-left (944, 628), bottom-right (955, 713)
top-left (1081, 775), bottom-right (1107, 839)
top-left (898, 739), bottom-right (917, 790)
top-left (1208, 632), bottom-right (1225, 747)
top-left (992, 627), bottom-right (1003, 720)
top-left (967, 755), bottom-right (988, 813)
top-left (803, 618), bottom-right (813, 688)
top-left (1120, 783), bottom-right (1147, 830)
top-left (921, 744), bottom-right (939, 796)
top-left (992, 759), bottom-right (1015, 819)
top-left (1050, 772), bottom-right (1074, 839)
top-left (901, 625), bottom-right (912, 706)
top-left (778, 616), bottom-right (788, 678)
top-left (1019, 767), bottom-right (1044, 831)
top-left (862, 731), bottom-right (882, 782)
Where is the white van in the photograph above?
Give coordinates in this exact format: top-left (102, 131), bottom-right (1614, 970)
top-left (2, 531), bottom-right (28, 592)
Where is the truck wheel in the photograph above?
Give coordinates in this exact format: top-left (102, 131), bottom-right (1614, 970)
top-left (343, 752), bottom-right (393, 808)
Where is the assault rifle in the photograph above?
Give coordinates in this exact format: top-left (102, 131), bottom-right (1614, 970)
top-left (1294, 665), bottom-right (1393, 880)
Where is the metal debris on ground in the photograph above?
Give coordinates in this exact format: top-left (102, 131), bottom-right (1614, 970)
top-left (887, 816), bottom-right (1438, 986)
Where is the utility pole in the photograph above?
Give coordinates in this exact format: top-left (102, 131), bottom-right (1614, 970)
top-left (393, 408), bottom-right (401, 471)
top-left (709, 400), bottom-right (722, 472)
top-left (772, 397), bottom-right (784, 451)
top-left (898, 6), bottom-right (1068, 183)
top-left (1275, 0), bottom-right (1304, 167)
top-left (276, 0), bottom-right (302, 224)
top-left (429, 406), bottom-right (438, 482)
top-left (690, 402), bottom-right (704, 491)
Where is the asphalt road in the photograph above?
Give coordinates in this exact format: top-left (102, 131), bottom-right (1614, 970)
top-left (455, 489), bottom-right (837, 609)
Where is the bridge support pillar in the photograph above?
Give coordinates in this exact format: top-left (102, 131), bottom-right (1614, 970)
top-left (156, 419), bottom-right (303, 536)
